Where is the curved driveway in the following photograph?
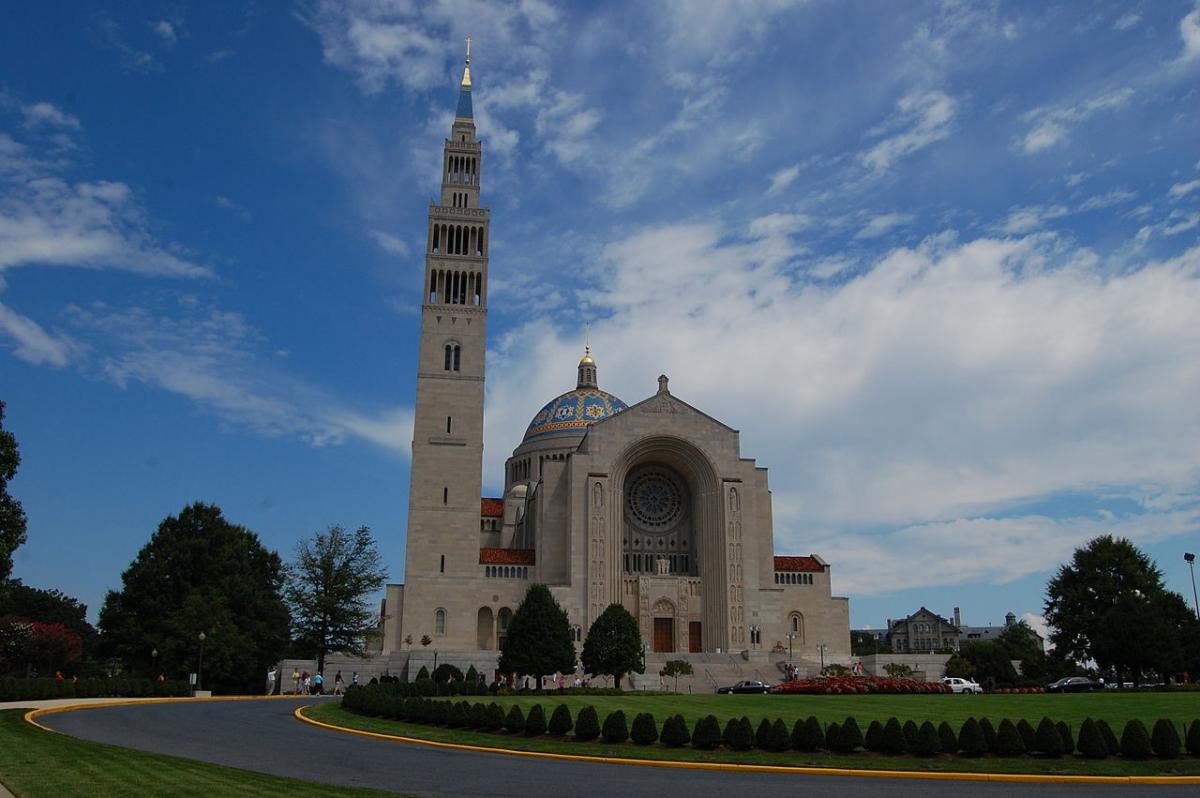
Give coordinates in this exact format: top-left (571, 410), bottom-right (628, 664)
top-left (40, 698), bottom-right (1189, 797)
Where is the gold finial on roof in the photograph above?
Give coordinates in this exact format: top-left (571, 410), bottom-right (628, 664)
top-left (461, 35), bottom-right (472, 88)
top-left (580, 322), bottom-right (595, 365)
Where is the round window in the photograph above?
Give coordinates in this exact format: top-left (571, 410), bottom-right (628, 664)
top-left (625, 467), bottom-right (686, 533)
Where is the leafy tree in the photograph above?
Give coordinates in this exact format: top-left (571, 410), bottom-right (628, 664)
top-left (824, 721), bottom-right (841, 751)
top-left (979, 717), bottom-right (997, 751)
top-left (98, 503), bottom-right (289, 693)
top-left (902, 720), bottom-right (919, 751)
top-left (839, 717), bottom-right (863, 752)
top-left (285, 525), bottom-right (387, 674)
top-left (1098, 719), bottom-right (1120, 755)
top-left (957, 641), bottom-right (1018, 687)
top-left (943, 653), bottom-right (975, 679)
top-left (882, 662), bottom-right (912, 678)
top-left (0, 582), bottom-right (97, 659)
top-left (0, 402), bottom-right (28, 582)
top-left (1016, 719), bottom-right (1037, 752)
top-left (792, 715), bottom-right (822, 752)
top-left (499, 584), bottom-right (575, 679)
top-left (659, 658), bottom-right (693, 692)
top-left (1056, 721), bottom-right (1074, 754)
top-left (581, 603), bottom-right (643, 688)
top-left (433, 663), bottom-right (463, 683)
top-left (850, 630), bottom-right (890, 655)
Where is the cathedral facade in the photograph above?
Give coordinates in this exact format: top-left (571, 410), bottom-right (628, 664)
top-left (380, 52), bottom-right (850, 670)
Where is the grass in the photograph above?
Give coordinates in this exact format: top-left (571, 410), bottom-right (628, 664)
top-left (306, 695), bottom-right (1200, 777)
top-left (0, 709), bottom-right (399, 797)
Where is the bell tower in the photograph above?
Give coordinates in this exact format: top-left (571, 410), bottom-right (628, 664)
top-left (399, 40), bottom-right (490, 650)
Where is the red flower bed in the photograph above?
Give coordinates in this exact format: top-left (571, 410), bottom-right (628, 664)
top-left (771, 675), bottom-right (952, 695)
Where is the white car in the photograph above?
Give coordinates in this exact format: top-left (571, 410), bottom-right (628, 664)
top-left (942, 677), bottom-right (982, 694)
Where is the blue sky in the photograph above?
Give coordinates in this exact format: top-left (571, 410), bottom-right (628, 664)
top-left (2, 1), bottom-right (1199, 639)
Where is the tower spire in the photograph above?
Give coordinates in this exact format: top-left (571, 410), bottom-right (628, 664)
top-left (455, 36), bottom-right (474, 119)
top-left (461, 35), bottom-right (472, 88)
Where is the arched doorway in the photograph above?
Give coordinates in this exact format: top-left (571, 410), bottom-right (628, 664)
top-left (497, 607), bottom-right (512, 650)
top-left (477, 607), bottom-right (494, 650)
top-left (651, 598), bottom-right (676, 653)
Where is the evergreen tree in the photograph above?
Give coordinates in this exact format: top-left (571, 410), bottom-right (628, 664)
top-left (1097, 719), bottom-right (1120, 755)
top-left (768, 718), bottom-right (791, 752)
top-left (661, 714), bottom-right (690, 746)
top-left (1186, 720), bottom-right (1200, 756)
top-left (913, 721), bottom-right (940, 756)
top-left (1151, 719), bottom-right (1181, 759)
top-left (485, 702), bottom-right (506, 731)
top-left (902, 720), bottom-right (920, 751)
top-left (504, 704), bottom-right (525, 733)
top-left (864, 720), bottom-right (884, 752)
top-left (1035, 717), bottom-right (1063, 757)
top-left (755, 717), bottom-right (773, 749)
top-left (1056, 720), bottom-right (1074, 754)
top-left (881, 718), bottom-right (907, 754)
top-left (416, 665), bottom-right (431, 680)
top-left (979, 718), bottom-right (997, 752)
top-left (580, 603), bottom-right (643, 688)
top-left (1120, 719), bottom-right (1153, 759)
top-left (958, 718), bottom-right (987, 757)
top-left (498, 584), bottom-right (575, 680)
top-left (692, 715), bottom-right (721, 749)
top-left (602, 709), bottom-right (629, 743)
top-left (792, 716), bottom-right (819, 752)
top-left (1016, 719), bottom-right (1037, 752)
top-left (574, 705), bottom-right (600, 740)
top-left (548, 704), bottom-right (573, 736)
top-left (937, 721), bottom-right (958, 754)
top-left (723, 717), bottom-right (750, 750)
top-left (1077, 718), bottom-right (1107, 758)
top-left (0, 401), bottom-right (28, 583)
top-left (805, 715), bottom-right (825, 750)
top-left (525, 704), bottom-right (547, 736)
top-left (839, 717), bottom-right (864, 752)
top-left (825, 721), bottom-right (842, 751)
top-left (995, 719), bottom-right (1025, 757)
top-left (630, 712), bottom-right (659, 745)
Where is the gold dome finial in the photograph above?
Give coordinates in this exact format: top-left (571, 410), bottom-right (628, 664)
top-left (461, 35), bottom-right (472, 88)
top-left (579, 322), bottom-right (594, 365)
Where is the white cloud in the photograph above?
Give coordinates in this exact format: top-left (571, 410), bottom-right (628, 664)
top-left (1169, 179), bottom-right (1200, 198)
top-left (1077, 189), bottom-right (1137, 212)
top-left (860, 90), bottom-right (956, 172)
top-left (1020, 88), bottom-right (1134, 154)
top-left (150, 20), bottom-right (178, 49)
top-left (369, 228), bottom-right (409, 255)
top-left (1113, 12), bottom-right (1142, 31)
top-left (21, 102), bottom-right (81, 131)
top-left (855, 212), bottom-right (915, 240)
top-left (766, 163), bottom-right (802, 196)
top-left (1163, 210), bottom-right (1200, 235)
top-left (999, 205), bottom-right (1069, 234)
top-left (212, 195), bottom-right (251, 222)
top-left (0, 300), bottom-right (75, 366)
top-left (1181, 5), bottom-right (1200, 63)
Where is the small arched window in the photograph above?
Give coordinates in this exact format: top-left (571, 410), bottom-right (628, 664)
top-left (435, 608), bottom-right (446, 635)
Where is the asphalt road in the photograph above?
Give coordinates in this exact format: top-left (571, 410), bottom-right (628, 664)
top-left (41, 698), bottom-right (1184, 797)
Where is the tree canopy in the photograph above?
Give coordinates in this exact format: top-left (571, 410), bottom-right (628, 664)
top-left (0, 401), bottom-right (28, 582)
top-left (498, 583), bottom-right (575, 678)
top-left (1045, 535), bottom-right (1200, 683)
top-left (0, 581), bottom-right (97, 659)
top-left (99, 503), bottom-right (289, 693)
top-left (285, 525), bottom-right (387, 673)
top-left (851, 630), bottom-right (890, 655)
top-left (581, 603), bottom-right (644, 688)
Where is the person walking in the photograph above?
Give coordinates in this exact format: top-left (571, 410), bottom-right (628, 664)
top-left (313, 671), bottom-right (324, 695)
top-left (333, 670), bottom-right (344, 695)
top-left (351, 671), bottom-right (359, 687)
top-left (301, 670), bottom-right (311, 695)
top-left (292, 668), bottom-right (301, 695)
top-left (266, 667), bottom-right (277, 696)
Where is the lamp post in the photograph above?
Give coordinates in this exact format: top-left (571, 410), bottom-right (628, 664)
top-left (197, 632), bottom-right (206, 693)
top-left (433, 648), bottom-right (439, 673)
top-left (151, 647), bottom-right (158, 677)
top-left (817, 642), bottom-right (829, 673)
top-left (1186, 553), bottom-right (1199, 621)
top-left (785, 632), bottom-right (796, 662)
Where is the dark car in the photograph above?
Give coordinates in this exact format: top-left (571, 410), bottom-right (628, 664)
top-left (716, 680), bottom-right (771, 694)
top-left (1047, 676), bottom-right (1101, 693)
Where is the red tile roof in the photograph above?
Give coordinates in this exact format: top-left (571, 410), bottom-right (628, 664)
top-left (480, 497), bottom-right (504, 517)
top-left (774, 555), bottom-right (823, 572)
top-left (479, 548), bottom-right (536, 565)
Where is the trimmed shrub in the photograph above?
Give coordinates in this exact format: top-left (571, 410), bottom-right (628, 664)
top-left (724, 717), bottom-right (752, 751)
top-left (431, 701), bottom-right (449, 726)
top-left (913, 721), bottom-right (940, 757)
top-left (504, 704), bottom-right (525, 734)
top-left (661, 714), bottom-right (690, 747)
top-left (792, 716), bottom-right (820, 752)
top-left (485, 702), bottom-right (506, 731)
top-left (602, 710), bottom-right (628, 743)
top-left (548, 704), bottom-right (573, 736)
top-left (630, 712), bottom-right (658, 745)
top-left (692, 715), bottom-right (722, 750)
top-left (525, 704), bottom-right (547, 736)
top-left (995, 719), bottom-right (1025, 757)
top-left (447, 701), bottom-right (467, 728)
top-left (1187, 720), bottom-right (1200, 756)
top-left (805, 716), bottom-right (824, 751)
top-left (1098, 719), bottom-right (1119, 756)
top-left (959, 718), bottom-right (987, 757)
top-left (1034, 717), bottom-right (1062, 757)
top-left (937, 721), bottom-right (958, 755)
top-left (880, 718), bottom-right (907, 755)
top-left (825, 721), bottom-right (842, 752)
top-left (1151, 719), bottom-right (1181, 759)
top-left (1078, 718), bottom-right (1107, 758)
top-left (465, 665), bottom-right (478, 685)
top-left (979, 718), bottom-right (997, 753)
top-left (864, 720), bottom-right (884, 752)
top-left (756, 718), bottom-right (773, 750)
top-left (575, 706), bottom-right (600, 741)
top-left (1016, 719), bottom-right (1037, 753)
top-left (838, 717), bottom-right (864, 753)
top-left (469, 702), bottom-right (487, 728)
top-left (902, 720), bottom-right (919, 752)
top-left (1120, 719), bottom-right (1153, 760)
top-left (416, 665), bottom-right (430, 681)
top-left (768, 718), bottom-right (791, 753)
top-left (1056, 721), bottom-right (1074, 754)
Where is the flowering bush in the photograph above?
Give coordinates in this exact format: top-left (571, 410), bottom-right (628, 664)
top-left (771, 675), bottom-right (952, 695)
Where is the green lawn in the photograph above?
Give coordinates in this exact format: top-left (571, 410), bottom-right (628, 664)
top-left (427, 691), bottom-right (1200, 730)
top-left (0, 710), bottom-right (398, 798)
top-left (309, 701), bottom-right (1200, 777)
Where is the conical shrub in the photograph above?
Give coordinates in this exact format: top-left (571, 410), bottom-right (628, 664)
top-left (913, 721), bottom-right (940, 756)
top-left (548, 704), bottom-right (573, 736)
top-left (602, 709), bottom-right (628, 743)
top-left (1120, 719), bottom-right (1152, 759)
top-left (825, 721), bottom-right (842, 752)
top-left (995, 719), bottom-right (1025, 757)
top-left (768, 718), bottom-right (791, 752)
top-left (504, 704), bottom-right (525, 733)
top-left (902, 720), bottom-right (919, 752)
top-left (525, 704), bottom-right (546, 736)
top-left (979, 718), bottom-right (997, 752)
top-left (1186, 720), bottom-right (1200, 756)
top-left (469, 702), bottom-right (487, 728)
top-left (792, 716), bottom-right (819, 752)
top-left (661, 713), bottom-right (690, 746)
top-left (839, 717), bottom-right (864, 752)
top-left (881, 717), bottom-right (906, 754)
top-left (630, 712), bottom-right (658, 745)
top-left (1098, 719), bottom-right (1119, 755)
top-left (1017, 719), bottom-right (1037, 752)
top-left (692, 714), bottom-right (722, 750)
top-left (1151, 719), bottom-right (1181, 759)
top-left (958, 718), bottom-right (987, 757)
top-left (1034, 717), bottom-right (1062, 757)
top-left (1078, 718), bottom-right (1107, 758)
top-left (485, 702), bottom-right (506, 731)
top-left (864, 720), bottom-right (884, 752)
top-left (724, 717), bottom-right (752, 750)
top-left (1056, 721), bottom-right (1074, 754)
top-left (937, 721), bottom-right (957, 754)
top-left (575, 705), bottom-right (600, 740)
top-left (756, 718), bottom-right (773, 749)
top-left (806, 716), bottom-right (824, 750)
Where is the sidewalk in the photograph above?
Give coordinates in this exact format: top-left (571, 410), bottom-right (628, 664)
top-left (0, 697), bottom-right (169, 711)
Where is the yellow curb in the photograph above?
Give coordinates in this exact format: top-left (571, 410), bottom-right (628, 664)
top-left (24, 695), bottom-right (314, 733)
top-left (293, 706), bottom-right (1200, 785)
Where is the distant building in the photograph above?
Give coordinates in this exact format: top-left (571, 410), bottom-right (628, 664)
top-left (857, 608), bottom-right (1043, 653)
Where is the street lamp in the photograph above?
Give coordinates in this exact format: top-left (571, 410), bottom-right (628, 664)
top-left (817, 642), bottom-right (829, 673)
top-left (785, 632), bottom-right (796, 662)
top-left (151, 647), bottom-right (158, 677)
top-left (197, 632), bottom-right (206, 693)
top-left (1186, 553), bottom-right (1199, 621)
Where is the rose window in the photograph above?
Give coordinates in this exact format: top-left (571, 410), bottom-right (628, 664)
top-left (625, 468), bottom-right (686, 533)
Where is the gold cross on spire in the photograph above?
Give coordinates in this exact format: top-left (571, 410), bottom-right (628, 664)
top-left (461, 35), bottom-right (472, 88)
top-left (465, 35), bottom-right (471, 65)
top-left (585, 321), bottom-right (591, 356)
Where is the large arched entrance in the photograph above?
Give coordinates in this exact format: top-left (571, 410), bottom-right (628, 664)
top-left (651, 598), bottom-right (676, 653)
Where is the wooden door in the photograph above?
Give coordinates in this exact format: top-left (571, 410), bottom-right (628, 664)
top-left (689, 622), bottom-right (702, 653)
top-left (653, 617), bottom-right (674, 653)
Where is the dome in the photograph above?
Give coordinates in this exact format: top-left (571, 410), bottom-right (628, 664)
top-left (523, 387), bottom-right (628, 441)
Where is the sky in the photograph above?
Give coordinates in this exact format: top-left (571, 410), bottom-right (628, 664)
top-left (1, 1), bottom-right (1198, 640)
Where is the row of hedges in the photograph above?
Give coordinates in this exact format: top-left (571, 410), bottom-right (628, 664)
top-left (341, 687), bottom-right (1200, 760)
top-left (0, 676), bottom-right (191, 701)
top-left (773, 675), bottom-right (952, 695)
top-left (990, 688), bottom-right (1047, 694)
top-left (362, 678), bottom-right (629, 698)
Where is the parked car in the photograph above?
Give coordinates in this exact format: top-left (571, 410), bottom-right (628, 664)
top-left (1047, 676), bottom-right (1101, 693)
top-left (941, 676), bottom-right (982, 694)
top-left (716, 680), bottom-right (771, 694)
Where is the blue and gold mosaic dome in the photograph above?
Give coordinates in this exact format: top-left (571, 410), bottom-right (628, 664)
top-left (523, 388), bottom-right (628, 441)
